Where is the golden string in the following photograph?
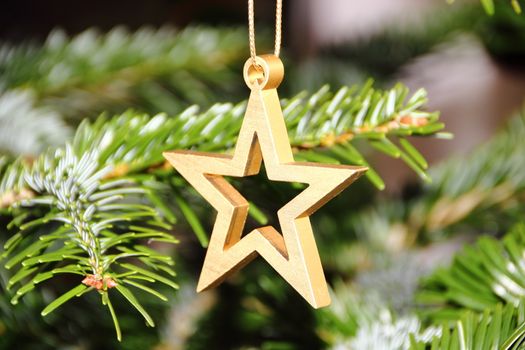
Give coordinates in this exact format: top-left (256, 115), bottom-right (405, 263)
top-left (248, 0), bottom-right (283, 66)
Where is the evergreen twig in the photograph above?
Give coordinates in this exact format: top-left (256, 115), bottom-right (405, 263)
top-left (0, 90), bottom-right (71, 155)
top-left (0, 80), bottom-right (443, 338)
top-left (410, 301), bottom-right (525, 350)
top-left (418, 223), bottom-right (525, 319)
top-left (0, 26), bottom-right (248, 119)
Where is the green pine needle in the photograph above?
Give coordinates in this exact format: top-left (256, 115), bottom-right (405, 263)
top-left (41, 284), bottom-right (89, 316)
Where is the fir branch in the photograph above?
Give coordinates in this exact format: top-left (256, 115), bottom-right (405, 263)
top-left (0, 26), bottom-right (248, 118)
top-left (0, 82), bottom-right (442, 249)
top-left (56, 82), bottom-right (442, 241)
top-left (1, 144), bottom-right (178, 339)
top-left (318, 282), bottom-right (383, 344)
top-left (78, 81), bottom-right (442, 189)
top-left (285, 81), bottom-right (444, 190)
top-left (0, 157), bottom-right (32, 208)
top-left (314, 109), bottom-right (525, 350)
top-left (346, 108), bottom-right (525, 258)
top-left (417, 223), bottom-right (525, 319)
top-left (0, 90), bottom-right (71, 156)
top-left (317, 282), bottom-right (440, 350)
top-left (410, 302), bottom-right (525, 350)
top-left (421, 111), bottom-right (525, 234)
top-left (0, 80), bottom-right (442, 337)
top-left (15, 81), bottom-right (439, 189)
top-left (321, 280), bottom-right (525, 350)
top-left (349, 314), bottom-right (440, 350)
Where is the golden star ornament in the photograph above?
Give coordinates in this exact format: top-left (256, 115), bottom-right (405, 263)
top-left (163, 55), bottom-right (367, 308)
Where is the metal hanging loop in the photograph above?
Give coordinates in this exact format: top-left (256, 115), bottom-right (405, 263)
top-left (243, 54), bottom-right (284, 90)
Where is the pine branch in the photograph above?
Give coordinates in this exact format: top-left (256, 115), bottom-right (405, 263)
top-left (319, 276), bottom-right (525, 350)
top-left (311, 109), bottom-right (525, 350)
top-left (317, 282), bottom-right (440, 349)
top-left (318, 282), bottom-right (382, 344)
top-left (0, 26), bottom-right (248, 118)
top-left (344, 107), bottom-right (525, 261)
top-left (0, 90), bottom-right (71, 156)
top-left (421, 111), bottom-right (525, 234)
top-left (0, 81), bottom-right (443, 337)
top-left (18, 81), bottom-right (441, 244)
top-left (417, 223), bottom-right (525, 319)
top-left (1, 144), bottom-right (178, 339)
top-left (0, 82), bottom-right (438, 193)
top-left (286, 81), bottom-right (445, 189)
top-left (350, 314), bottom-right (440, 350)
top-left (410, 301), bottom-right (525, 350)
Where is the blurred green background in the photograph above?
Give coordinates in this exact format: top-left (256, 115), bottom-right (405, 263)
top-left (1, 1), bottom-right (525, 349)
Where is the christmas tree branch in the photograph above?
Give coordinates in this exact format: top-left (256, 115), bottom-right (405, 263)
top-left (0, 91), bottom-right (72, 156)
top-left (46, 82), bottom-right (442, 241)
top-left (0, 26), bottom-right (248, 120)
top-left (1, 140), bottom-right (178, 341)
top-left (315, 281), bottom-right (440, 349)
top-left (310, 109), bottom-right (525, 349)
top-left (344, 108), bottom-right (525, 260)
top-left (287, 81), bottom-right (446, 189)
top-left (409, 301), bottom-right (525, 349)
top-left (0, 80), bottom-right (442, 337)
top-left (316, 259), bottom-right (525, 349)
top-left (408, 223), bottom-right (525, 349)
top-left (62, 81), bottom-right (441, 190)
top-left (421, 111), bottom-right (525, 235)
top-left (417, 223), bottom-right (525, 319)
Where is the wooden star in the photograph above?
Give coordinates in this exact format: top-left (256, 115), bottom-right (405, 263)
top-left (164, 55), bottom-right (367, 308)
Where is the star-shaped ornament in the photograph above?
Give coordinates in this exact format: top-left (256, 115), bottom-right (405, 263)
top-left (164, 55), bottom-right (367, 308)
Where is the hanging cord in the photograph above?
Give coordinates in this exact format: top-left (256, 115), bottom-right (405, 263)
top-left (248, 0), bottom-right (283, 66)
